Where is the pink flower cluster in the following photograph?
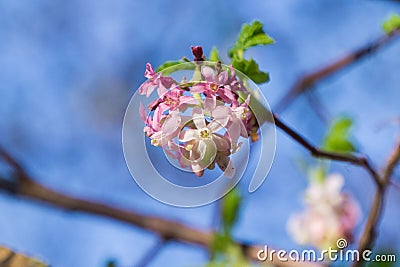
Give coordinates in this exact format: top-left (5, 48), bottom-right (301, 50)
top-left (287, 174), bottom-right (361, 251)
top-left (138, 63), bottom-right (254, 177)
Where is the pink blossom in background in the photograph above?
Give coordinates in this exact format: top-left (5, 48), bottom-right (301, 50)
top-left (287, 173), bottom-right (361, 251)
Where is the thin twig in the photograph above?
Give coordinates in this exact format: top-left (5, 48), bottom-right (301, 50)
top-left (305, 91), bottom-right (331, 124)
top-left (382, 137), bottom-right (400, 183)
top-left (352, 137), bottom-right (400, 267)
top-left (275, 28), bottom-right (400, 112)
top-left (272, 114), bottom-right (382, 187)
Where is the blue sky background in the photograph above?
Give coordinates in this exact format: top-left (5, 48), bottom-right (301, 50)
top-left (0, 1), bottom-right (399, 266)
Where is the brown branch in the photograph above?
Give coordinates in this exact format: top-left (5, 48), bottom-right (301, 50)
top-left (0, 147), bottom-right (322, 267)
top-left (0, 245), bottom-right (47, 267)
top-left (275, 28), bottom-right (400, 112)
top-left (382, 136), bottom-right (400, 183)
top-left (273, 114), bottom-right (382, 187)
top-left (352, 136), bottom-right (400, 267)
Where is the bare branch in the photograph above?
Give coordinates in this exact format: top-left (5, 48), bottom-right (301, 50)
top-left (352, 137), bottom-right (400, 267)
top-left (275, 28), bottom-right (400, 112)
top-left (382, 136), bottom-right (400, 183)
top-left (0, 245), bottom-right (47, 267)
top-left (0, 147), bottom-right (323, 267)
top-left (305, 91), bottom-right (331, 124)
top-left (273, 114), bottom-right (382, 187)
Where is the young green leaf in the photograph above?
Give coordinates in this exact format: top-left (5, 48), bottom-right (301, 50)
top-left (382, 13), bottom-right (400, 35)
top-left (156, 60), bottom-right (195, 75)
top-left (221, 188), bottom-right (242, 234)
top-left (210, 232), bottom-right (232, 257)
top-left (322, 117), bottom-right (356, 153)
top-left (232, 57), bottom-right (269, 84)
top-left (206, 242), bottom-right (253, 267)
top-left (228, 20), bottom-right (274, 59)
top-left (209, 47), bottom-right (221, 62)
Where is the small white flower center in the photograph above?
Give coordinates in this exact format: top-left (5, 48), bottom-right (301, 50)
top-left (185, 144), bottom-right (194, 151)
top-left (199, 128), bottom-right (211, 140)
top-left (241, 108), bottom-right (249, 119)
top-left (151, 139), bottom-right (160, 146)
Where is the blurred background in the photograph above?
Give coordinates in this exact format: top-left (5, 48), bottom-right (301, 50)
top-left (0, 0), bottom-right (399, 266)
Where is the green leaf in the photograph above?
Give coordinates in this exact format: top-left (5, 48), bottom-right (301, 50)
top-left (221, 188), bottom-right (242, 234)
top-left (322, 117), bottom-right (356, 153)
top-left (105, 259), bottom-right (117, 267)
top-left (232, 57), bottom-right (269, 84)
top-left (228, 20), bottom-right (274, 58)
top-left (309, 166), bottom-right (327, 183)
top-left (228, 21), bottom-right (273, 84)
top-left (209, 47), bottom-right (221, 62)
top-left (210, 232), bottom-right (232, 257)
top-left (156, 60), bottom-right (196, 75)
top-left (382, 13), bottom-right (400, 35)
top-left (155, 60), bottom-right (183, 73)
top-left (206, 242), bottom-right (254, 267)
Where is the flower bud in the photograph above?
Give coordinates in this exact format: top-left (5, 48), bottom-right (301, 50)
top-left (191, 45), bottom-right (204, 61)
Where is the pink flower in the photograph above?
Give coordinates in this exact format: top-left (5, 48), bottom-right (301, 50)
top-left (179, 106), bottom-right (231, 151)
top-left (191, 66), bottom-right (238, 105)
top-left (139, 63), bottom-right (174, 97)
top-left (148, 85), bottom-right (198, 113)
top-left (146, 109), bottom-right (181, 147)
top-left (138, 61), bottom-right (255, 178)
top-left (287, 174), bottom-right (361, 251)
top-left (228, 94), bottom-right (251, 143)
top-left (178, 106), bottom-right (232, 173)
top-left (226, 65), bottom-right (246, 93)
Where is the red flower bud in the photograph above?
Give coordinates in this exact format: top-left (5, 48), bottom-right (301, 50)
top-left (191, 45), bottom-right (204, 61)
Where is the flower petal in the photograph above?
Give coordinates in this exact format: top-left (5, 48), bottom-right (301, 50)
top-left (157, 84), bottom-right (168, 98)
top-left (179, 96), bottom-right (198, 105)
top-left (163, 111), bottom-right (181, 136)
top-left (192, 108), bottom-right (206, 129)
top-left (227, 120), bottom-right (241, 143)
top-left (139, 102), bottom-right (147, 122)
top-left (203, 96), bottom-right (216, 114)
top-left (198, 139), bottom-right (217, 165)
top-left (208, 106), bottom-right (231, 132)
top-left (212, 134), bottom-right (230, 151)
top-left (201, 66), bottom-right (215, 82)
top-left (139, 82), bottom-right (156, 97)
top-left (152, 107), bottom-right (162, 130)
top-left (161, 76), bottom-right (174, 88)
top-left (191, 162), bottom-right (203, 173)
top-left (179, 129), bottom-right (198, 142)
top-left (217, 70), bottom-right (228, 84)
top-left (191, 83), bottom-right (206, 94)
top-left (144, 63), bottom-right (155, 79)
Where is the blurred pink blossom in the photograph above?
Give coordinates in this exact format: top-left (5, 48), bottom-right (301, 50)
top-left (287, 173), bottom-right (361, 251)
